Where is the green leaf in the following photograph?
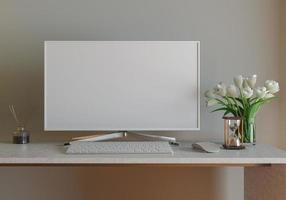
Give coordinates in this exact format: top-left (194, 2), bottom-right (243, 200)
top-left (249, 97), bottom-right (258, 103)
top-left (211, 107), bottom-right (228, 113)
top-left (211, 107), bottom-right (237, 116)
top-left (223, 110), bottom-right (231, 116)
top-left (214, 98), bottom-right (227, 106)
top-left (261, 96), bottom-right (277, 104)
top-left (248, 102), bottom-right (263, 119)
top-left (235, 98), bottom-right (243, 105)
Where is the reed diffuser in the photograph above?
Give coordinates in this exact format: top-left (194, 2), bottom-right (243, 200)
top-left (9, 105), bottom-right (30, 144)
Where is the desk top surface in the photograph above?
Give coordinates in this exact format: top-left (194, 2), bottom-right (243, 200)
top-left (0, 142), bottom-right (285, 166)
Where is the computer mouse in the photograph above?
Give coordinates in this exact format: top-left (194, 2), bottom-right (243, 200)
top-left (192, 142), bottom-right (221, 153)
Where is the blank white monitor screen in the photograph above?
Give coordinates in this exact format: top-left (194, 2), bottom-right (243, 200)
top-left (45, 41), bottom-right (200, 131)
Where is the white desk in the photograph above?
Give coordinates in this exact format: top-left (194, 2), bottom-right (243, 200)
top-left (0, 142), bottom-right (285, 166)
top-left (0, 142), bottom-right (286, 199)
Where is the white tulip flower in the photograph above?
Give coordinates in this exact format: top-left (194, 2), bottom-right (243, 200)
top-left (204, 90), bottom-right (216, 99)
top-left (265, 80), bottom-right (279, 94)
top-left (242, 79), bottom-right (249, 89)
top-left (254, 86), bottom-right (267, 98)
top-left (214, 82), bottom-right (227, 96)
top-left (206, 99), bottom-right (218, 107)
top-left (246, 74), bottom-right (257, 88)
top-left (204, 75), bottom-right (279, 125)
top-left (264, 93), bottom-right (274, 99)
top-left (242, 86), bottom-right (253, 98)
top-left (226, 84), bottom-right (238, 97)
top-left (234, 75), bottom-right (243, 88)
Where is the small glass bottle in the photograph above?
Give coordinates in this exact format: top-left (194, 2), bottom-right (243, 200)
top-left (13, 125), bottom-right (30, 144)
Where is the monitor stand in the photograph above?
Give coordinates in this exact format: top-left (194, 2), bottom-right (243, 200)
top-left (70, 131), bottom-right (176, 143)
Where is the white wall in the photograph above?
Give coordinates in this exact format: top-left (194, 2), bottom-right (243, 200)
top-left (0, 0), bottom-right (282, 200)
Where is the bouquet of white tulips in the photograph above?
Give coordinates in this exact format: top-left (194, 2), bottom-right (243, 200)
top-left (205, 75), bottom-right (279, 143)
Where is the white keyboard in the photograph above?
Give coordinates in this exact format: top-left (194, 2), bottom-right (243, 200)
top-left (66, 141), bottom-right (174, 154)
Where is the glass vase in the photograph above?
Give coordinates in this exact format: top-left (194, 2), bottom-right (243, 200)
top-left (243, 117), bottom-right (256, 145)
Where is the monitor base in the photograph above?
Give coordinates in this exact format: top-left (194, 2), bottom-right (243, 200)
top-left (70, 131), bottom-right (176, 143)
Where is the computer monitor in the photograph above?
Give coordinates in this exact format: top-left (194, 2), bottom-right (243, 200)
top-left (44, 41), bottom-right (200, 132)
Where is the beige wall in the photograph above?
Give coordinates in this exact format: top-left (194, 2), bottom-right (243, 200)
top-left (0, 0), bottom-right (283, 200)
top-left (245, 1), bottom-right (286, 199)
top-left (280, 0), bottom-right (286, 147)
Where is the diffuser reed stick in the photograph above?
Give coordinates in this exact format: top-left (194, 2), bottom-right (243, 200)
top-left (9, 105), bottom-right (21, 125)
